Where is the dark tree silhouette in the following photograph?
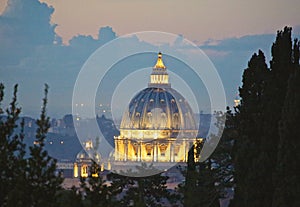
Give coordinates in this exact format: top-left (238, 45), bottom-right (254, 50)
top-left (230, 50), bottom-right (269, 206)
top-left (112, 164), bottom-right (174, 207)
top-left (0, 84), bottom-right (63, 207)
top-left (0, 84), bottom-right (26, 206)
top-left (231, 27), bottom-right (300, 206)
top-left (272, 39), bottom-right (300, 207)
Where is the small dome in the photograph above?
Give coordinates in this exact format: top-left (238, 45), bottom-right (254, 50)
top-left (76, 149), bottom-right (101, 163)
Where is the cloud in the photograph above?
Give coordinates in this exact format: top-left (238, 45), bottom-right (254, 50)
top-left (1, 0), bottom-right (300, 116)
top-left (198, 28), bottom-right (300, 106)
top-left (0, 0), bottom-right (119, 117)
top-left (201, 34), bottom-right (276, 55)
top-left (200, 34), bottom-right (277, 106)
top-left (0, 0), bottom-right (57, 65)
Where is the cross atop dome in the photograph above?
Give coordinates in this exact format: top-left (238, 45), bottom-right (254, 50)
top-left (154, 52), bottom-right (166, 69)
top-left (149, 52), bottom-right (171, 88)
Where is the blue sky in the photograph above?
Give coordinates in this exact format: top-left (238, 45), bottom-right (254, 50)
top-left (0, 0), bottom-right (299, 118)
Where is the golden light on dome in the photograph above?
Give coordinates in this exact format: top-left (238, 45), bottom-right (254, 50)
top-left (113, 52), bottom-right (201, 164)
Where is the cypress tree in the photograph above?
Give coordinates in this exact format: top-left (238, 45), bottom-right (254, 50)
top-left (183, 142), bottom-right (220, 207)
top-left (183, 144), bottom-right (200, 207)
top-left (230, 50), bottom-right (269, 206)
top-left (256, 27), bottom-right (294, 206)
top-left (272, 39), bottom-right (300, 206)
top-left (231, 27), bottom-right (299, 206)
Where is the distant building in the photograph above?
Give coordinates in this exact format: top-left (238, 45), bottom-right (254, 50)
top-left (234, 93), bottom-right (241, 107)
top-left (73, 140), bottom-right (109, 178)
top-left (113, 52), bottom-right (201, 165)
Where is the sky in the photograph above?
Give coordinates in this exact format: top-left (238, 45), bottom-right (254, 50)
top-left (1, 0), bottom-right (300, 44)
top-left (0, 0), bottom-right (300, 118)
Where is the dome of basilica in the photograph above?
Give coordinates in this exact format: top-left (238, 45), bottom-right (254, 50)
top-left (119, 53), bottom-right (197, 140)
top-left (121, 87), bottom-right (196, 131)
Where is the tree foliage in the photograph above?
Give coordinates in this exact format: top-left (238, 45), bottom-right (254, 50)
top-left (182, 108), bottom-right (236, 207)
top-left (0, 84), bottom-right (25, 206)
top-left (113, 164), bottom-right (175, 207)
top-left (183, 145), bottom-right (220, 207)
top-left (0, 84), bottom-right (63, 207)
top-left (79, 161), bottom-right (118, 207)
top-left (272, 38), bottom-right (300, 207)
top-left (231, 26), bottom-right (300, 206)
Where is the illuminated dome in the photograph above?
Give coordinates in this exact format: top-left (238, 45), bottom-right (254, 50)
top-left (76, 149), bottom-right (89, 160)
top-left (114, 52), bottom-right (198, 163)
top-left (76, 141), bottom-right (101, 163)
top-left (119, 52), bottom-right (197, 140)
top-left (120, 87), bottom-right (196, 136)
